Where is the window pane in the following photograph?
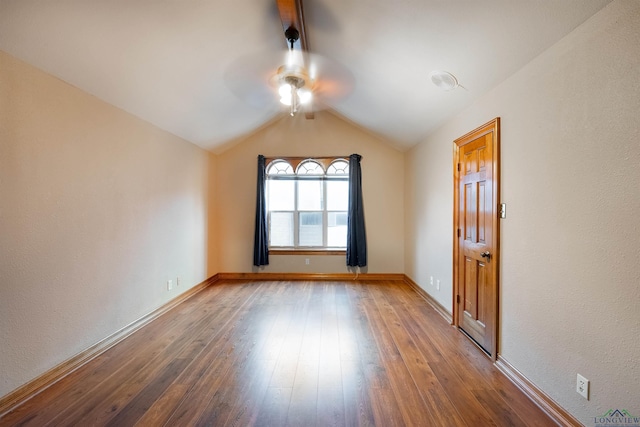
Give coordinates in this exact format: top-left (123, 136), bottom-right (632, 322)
top-left (268, 180), bottom-right (294, 210)
top-left (267, 160), bottom-right (294, 175)
top-left (327, 212), bottom-right (348, 247)
top-left (298, 180), bottom-right (323, 210)
top-left (327, 159), bottom-right (349, 175)
top-left (270, 212), bottom-right (294, 246)
top-left (299, 212), bottom-right (323, 246)
top-left (327, 180), bottom-right (348, 211)
top-left (296, 160), bottom-right (324, 175)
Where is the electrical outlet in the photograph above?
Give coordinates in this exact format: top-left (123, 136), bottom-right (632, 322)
top-left (167, 280), bottom-right (173, 291)
top-left (430, 276), bottom-right (434, 286)
top-left (305, 258), bottom-right (310, 265)
top-left (576, 374), bottom-right (589, 400)
top-left (436, 280), bottom-right (441, 291)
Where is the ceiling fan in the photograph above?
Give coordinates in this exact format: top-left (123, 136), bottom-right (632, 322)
top-left (225, 0), bottom-right (354, 119)
top-left (273, 0), bottom-right (314, 118)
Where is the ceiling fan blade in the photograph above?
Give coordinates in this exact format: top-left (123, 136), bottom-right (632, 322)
top-left (223, 50), bottom-right (286, 109)
top-left (307, 53), bottom-right (355, 105)
top-left (276, 0), bottom-right (308, 52)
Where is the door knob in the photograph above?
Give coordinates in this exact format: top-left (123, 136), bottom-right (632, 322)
top-left (480, 251), bottom-right (491, 260)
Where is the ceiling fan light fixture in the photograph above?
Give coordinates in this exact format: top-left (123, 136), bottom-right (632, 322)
top-left (298, 89), bottom-right (312, 104)
top-left (430, 70), bottom-right (459, 91)
top-left (274, 64), bottom-right (312, 114)
top-left (279, 83), bottom-right (292, 105)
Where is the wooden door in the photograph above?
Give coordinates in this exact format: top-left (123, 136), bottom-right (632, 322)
top-left (453, 118), bottom-right (500, 359)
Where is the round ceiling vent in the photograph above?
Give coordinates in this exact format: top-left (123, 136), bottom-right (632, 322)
top-left (430, 70), bottom-right (459, 91)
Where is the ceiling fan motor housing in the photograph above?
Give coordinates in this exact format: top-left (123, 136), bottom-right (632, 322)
top-left (285, 26), bottom-right (300, 49)
top-left (276, 64), bottom-right (310, 89)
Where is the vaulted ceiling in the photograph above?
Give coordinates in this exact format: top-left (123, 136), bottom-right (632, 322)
top-left (0, 0), bottom-right (612, 152)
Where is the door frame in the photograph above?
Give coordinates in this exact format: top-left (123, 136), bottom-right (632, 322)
top-left (452, 117), bottom-right (501, 360)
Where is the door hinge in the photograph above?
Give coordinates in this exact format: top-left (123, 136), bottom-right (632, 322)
top-left (456, 295), bottom-right (460, 304)
top-left (457, 163), bottom-right (461, 171)
top-left (457, 228), bottom-right (461, 238)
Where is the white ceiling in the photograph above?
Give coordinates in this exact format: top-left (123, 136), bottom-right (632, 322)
top-left (0, 0), bottom-right (612, 152)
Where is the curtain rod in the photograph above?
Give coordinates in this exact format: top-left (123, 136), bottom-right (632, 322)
top-left (263, 155), bottom-right (354, 161)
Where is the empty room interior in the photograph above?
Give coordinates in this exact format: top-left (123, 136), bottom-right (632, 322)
top-left (1, 0), bottom-right (639, 426)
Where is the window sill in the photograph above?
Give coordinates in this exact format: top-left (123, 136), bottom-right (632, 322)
top-left (270, 249), bottom-right (346, 256)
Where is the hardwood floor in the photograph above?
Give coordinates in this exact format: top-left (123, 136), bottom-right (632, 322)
top-left (0, 280), bottom-right (556, 426)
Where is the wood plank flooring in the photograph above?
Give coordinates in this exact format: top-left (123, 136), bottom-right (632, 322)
top-left (0, 280), bottom-right (556, 426)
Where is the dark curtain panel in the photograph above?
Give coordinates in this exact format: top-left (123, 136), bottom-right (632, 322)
top-left (253, 155), bottom-right (269, 266)
top-left (346, 153), bottom-right (367, 267)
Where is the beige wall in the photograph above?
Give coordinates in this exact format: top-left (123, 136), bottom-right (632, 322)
top-left (0, 51), bottom-right (216, 397)
top-left (405, 0), bottom-right (640, 423)
top-left (216, 111), bottom-right (404, 273)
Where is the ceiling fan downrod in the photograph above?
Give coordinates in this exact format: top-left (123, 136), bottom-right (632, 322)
top-left (283, 74), bottom-right (304, 116)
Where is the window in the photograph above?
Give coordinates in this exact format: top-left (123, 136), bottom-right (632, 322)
top-left (266, 158), bottom-right (349, 249)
